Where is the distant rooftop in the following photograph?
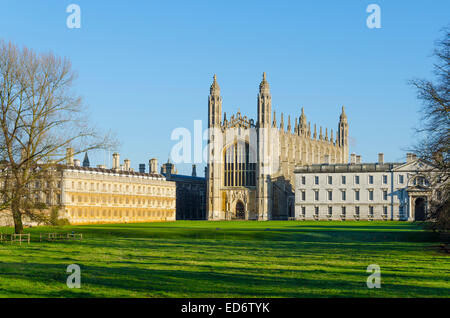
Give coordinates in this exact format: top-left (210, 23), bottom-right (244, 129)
top-left (64, 164), bottom-right (166, 179)
top-left (162, 173), bottom-right (206, 182)
top-left (294, 162), bottom-right (405, 174)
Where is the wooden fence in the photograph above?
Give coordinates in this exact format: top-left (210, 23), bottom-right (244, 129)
top-left (39, 233), bottom-right (83, 241)
top-left (0, 233), bottom-right (31, 244)
top-left (0, 232), bottom-right (83, 244)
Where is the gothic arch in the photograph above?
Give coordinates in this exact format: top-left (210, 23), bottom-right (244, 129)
top-left (234, 200), bottom-right (246, 219)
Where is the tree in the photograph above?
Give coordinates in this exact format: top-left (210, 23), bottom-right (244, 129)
top-left (410, 27), bottom-right (450, 232)
top-left (0, 40), bottom-right (114, 233)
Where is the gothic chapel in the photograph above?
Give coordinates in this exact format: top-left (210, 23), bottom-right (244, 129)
top-left (206, 73), bottom-right (349, 220)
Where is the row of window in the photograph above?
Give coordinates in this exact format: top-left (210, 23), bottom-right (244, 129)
top-left (300, 189), bottom-right (389, 201)
top-left (300, 174), bottom-right (405, 186)
top-left (69, 209), bottom-right (174, 219)
top-left (300, 205), bottom-right (390, 217)
top-left (68, 180), bottom-right (175, 196)
top-left (33, 181), bottom-right (62, 189)
top-left (31, 192), bottom-right (62, 205)
top-left (70, 195), bottom-right (175, 207)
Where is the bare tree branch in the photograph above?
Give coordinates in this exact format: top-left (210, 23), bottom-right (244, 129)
top-left (0, 40), bottom-right (116, 233)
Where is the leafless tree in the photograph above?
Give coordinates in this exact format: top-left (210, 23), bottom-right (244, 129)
top-left (410, 26), bottom-right (450, 232)
top-left (0, 40), bottom-right (114, 233)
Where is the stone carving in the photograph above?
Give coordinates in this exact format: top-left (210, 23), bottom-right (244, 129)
top-left (223, 111), bottom-right (255, 129)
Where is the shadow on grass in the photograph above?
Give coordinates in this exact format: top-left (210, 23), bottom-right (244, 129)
top-left (2, 221), bottom-right (439, 246)
top-left (70, 228), bottom-right (438, 244)
top-left (0, 261), bottom-right (448, 298)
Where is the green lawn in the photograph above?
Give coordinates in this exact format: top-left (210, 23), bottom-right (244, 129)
top-left (0, 221), bottom-right (449, 297)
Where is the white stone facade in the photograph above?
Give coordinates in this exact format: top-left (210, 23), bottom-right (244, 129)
top-left (294, 155), bottom-right (438, 221)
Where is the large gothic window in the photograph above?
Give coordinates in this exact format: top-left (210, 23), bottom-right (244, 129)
top-left (224, 141), bottom-right (256, 187)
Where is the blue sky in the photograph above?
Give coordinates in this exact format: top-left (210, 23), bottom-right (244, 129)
top-left (1, 0), bottom-right (448, 175)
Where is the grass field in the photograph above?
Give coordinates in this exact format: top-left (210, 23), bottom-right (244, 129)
top-left (0, 221), bottom-right (449, 298)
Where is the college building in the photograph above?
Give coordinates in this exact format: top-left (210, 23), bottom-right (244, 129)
top-left (61, 150), bottom-right (176, 224)
top-left (294, 153), bottom-right (440, 221)
top-left (0, 149), bottom-right (177, 226)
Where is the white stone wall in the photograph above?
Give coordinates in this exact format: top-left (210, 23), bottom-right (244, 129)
top-left (295, 168), bottom-right (410, 221)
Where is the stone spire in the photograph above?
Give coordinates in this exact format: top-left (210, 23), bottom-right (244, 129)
top-left (299, 107), bottom-right (307, 135)
top-left (300, 107), bottom-right (306, 125)
top-left (338, 105), bottom-right (348, 147)
top-left (272, 111), bottom-right (276, 128)
top-left (287, 115), bottom-right (291, 133)
top-left (257, 72), bottom-right (271, 127)
top-left (313, 124), bottom-right (317, 139)
top-left (208, 74), bottom-right (222, 128)
top-left (259, 72), bottom-right (270, 94)
top-left (319, 126), bottom-right (323, 140)
top-left (294, 117), bottom-right (298, 135)
top-left (210, 74), bottom-right (220, 95)
top-left (280, 113), bottom-right (284, 130)
top-left (325, 128), bottom-right (328, 141)
top-left (340, 105), bottom-right (347, 122)
top-left (82, 152), bottom-right (90, 167)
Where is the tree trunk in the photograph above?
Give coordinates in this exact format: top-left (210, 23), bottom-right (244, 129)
top-left (11, 199), bottom-right (24, 234)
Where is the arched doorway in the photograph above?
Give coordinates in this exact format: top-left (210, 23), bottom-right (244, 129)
top-left (235, 201), bottom-right (245, 219)
top-left (415, 197), bottom-right (426, 221)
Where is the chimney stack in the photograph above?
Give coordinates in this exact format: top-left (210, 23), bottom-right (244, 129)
top-left (124, 159), bottom-right (130, 171)
top-left (112, 153), bottom-right (120, 170)
top-left (356, 155), bottom-right (361, 164)
top-left (149, 158), bottom-right (158, 174)
top-left (378, 153), bottom-right (384, 164)
top-left (74, 159), bottom-right (80, 167)
top-left (66, 148), bottom-right (74, 166)
top-left (406, 153), bottom-right (417, 163)
top-left (350, 153), bottom-right (356, 164)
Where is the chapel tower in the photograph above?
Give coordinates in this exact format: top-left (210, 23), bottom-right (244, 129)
top-left (338, 106), bottom-right (349, 163)
top-left (207, 74), bottom-right (223, 219)
top-left (256, 72), bottom-right (273, 220)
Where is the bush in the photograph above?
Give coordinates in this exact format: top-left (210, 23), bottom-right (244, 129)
top-left (49, 207), bottom-right (70, 226)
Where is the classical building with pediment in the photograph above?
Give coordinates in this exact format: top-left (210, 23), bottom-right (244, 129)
top-left (206, 73), bottom-right (349, 220)
top-left (294, 153), bottom-right (441, 221)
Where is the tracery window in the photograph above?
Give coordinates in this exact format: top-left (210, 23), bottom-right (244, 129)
top-left (223, 141), bottom-right (256, 187)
